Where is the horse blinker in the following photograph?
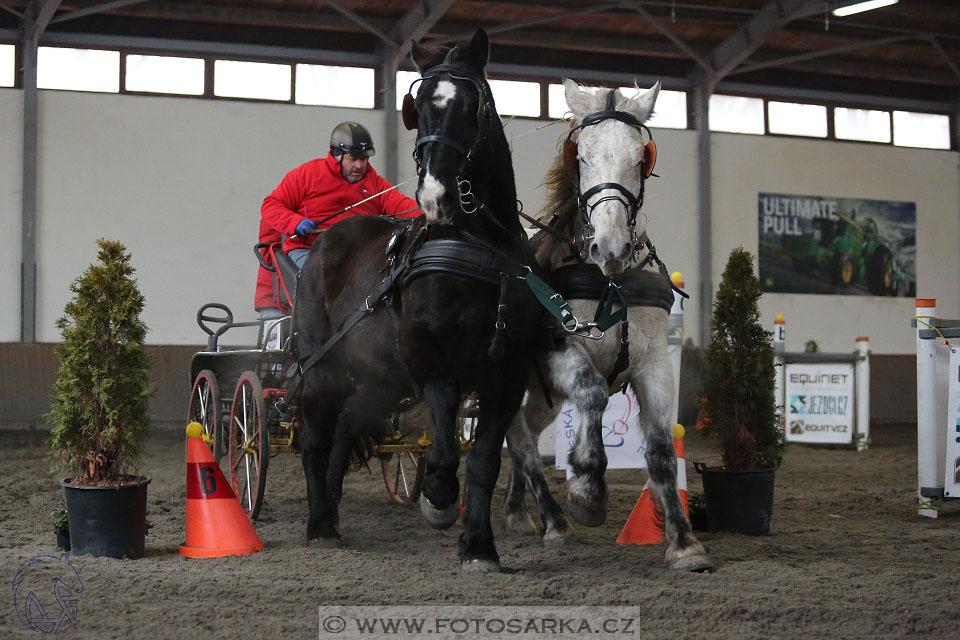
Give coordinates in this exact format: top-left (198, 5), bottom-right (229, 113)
top-left (402, 93), bottom-right (419, 131)
top-left (643, 140), bottom-right (657, 179)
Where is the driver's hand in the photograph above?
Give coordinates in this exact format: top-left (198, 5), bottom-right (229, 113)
top-left (295, 218), bottom-right (317, 235)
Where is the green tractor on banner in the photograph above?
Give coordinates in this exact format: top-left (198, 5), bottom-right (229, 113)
top-left (785, 212), bottom-right (907, 296)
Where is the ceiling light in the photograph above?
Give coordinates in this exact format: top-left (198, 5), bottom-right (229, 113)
top-left (832, 0), bottom-right (899, 17)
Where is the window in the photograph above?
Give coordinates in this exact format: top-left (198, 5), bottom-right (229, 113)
top-left (0, 44), bottom-right (13, 87)
top-left (547, 83), bottom-right (569, 119)
top-left (296, 64), bottom-right (373, 108)
top-left (709, 94), bottom-right (764, 134)
top-left (893, 111), bottom-right (950, 150)
top-left (768, 101), bottom-right (827, 137)
top-left (38, 47), bottom-right (119, 93)
top-left (125, 54), bottom-right (204, 95)
top-left (620, 87), bottom-right (687, 129)
top-left (214, 60), bottom-right (291, 101)
top-left (548, 84), bottom-right (687, 128)
top-left (488, 79), bottom-right (540, 117)
top-left (835, 107), bottom-right (891, 143)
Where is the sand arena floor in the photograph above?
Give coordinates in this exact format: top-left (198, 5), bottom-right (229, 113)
top-left (2, 423), bottom-right (958, 639)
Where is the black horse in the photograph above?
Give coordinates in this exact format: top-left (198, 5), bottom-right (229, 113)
top-left (293, 29), bottom-right (545, 573)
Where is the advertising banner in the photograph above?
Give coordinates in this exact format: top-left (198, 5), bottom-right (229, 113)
top-left (758, 192), bottom-right (916, 297)
top-left (784, 363), bottom-right (855, 444)
top-left (555, 388), bottom-right (647, 470)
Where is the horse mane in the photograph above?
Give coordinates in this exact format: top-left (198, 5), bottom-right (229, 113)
top-left (533, 127), bottom-right (579, 265)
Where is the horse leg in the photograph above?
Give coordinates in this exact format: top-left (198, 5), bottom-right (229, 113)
top-left (552, 346), bottom-right (611, 527)
top-left (460, 377), bottom-right (527, 574)
top-left (300, 394), bottom-right (341, 546)
top-left (633, 361), bottom-right (713, 572)
top-left (504, 384), bottom-right (575, 545)
top-left (322, 386), bottom-right (400, 542)
top-left (419, 377), bottom-right (462, 530)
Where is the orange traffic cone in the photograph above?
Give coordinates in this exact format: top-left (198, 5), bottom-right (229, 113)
top-left (616, 424), bottom-right (689, 545)
top-left (179, 422), bottom-right (263, 558)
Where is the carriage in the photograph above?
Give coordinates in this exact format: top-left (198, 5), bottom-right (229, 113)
top-left (185, 243), bottom-right (477, 521)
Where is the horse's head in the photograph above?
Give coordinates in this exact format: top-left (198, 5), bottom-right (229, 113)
top-left (405, 29), bottom-right (492, 225)
top-left (563, 79), bottom-right (661, 275)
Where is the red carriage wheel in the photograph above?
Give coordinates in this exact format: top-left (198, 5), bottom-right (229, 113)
top-left (381, 451), bottom-right (424, 505)
top-left (228, 371), bottom-right (270, 520)
top-left (188, 370), bottom-right (222, 463)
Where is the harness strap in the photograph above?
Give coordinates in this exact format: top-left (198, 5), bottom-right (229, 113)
top-left (488, 273), bottom-right (509, 362)
top-left (524, 270), bottom-right (577, 330)
top-left (607, 318), bottom-right (630, 385)
top-left (519, 209), bottom-right (578, 251)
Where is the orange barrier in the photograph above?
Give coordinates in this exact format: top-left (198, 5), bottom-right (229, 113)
top-left (616, 424), bottom-right (689, 545)
top-left (179, 422), bottom-right (263, 558)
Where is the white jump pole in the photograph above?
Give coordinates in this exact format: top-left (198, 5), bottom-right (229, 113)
top-left (916, 298), bottom-right (939, 518)
top-left (667, 271), bottom-right (685, 427)
top-left (773, 313), bottom-right (785, 428)
top-left (855, 336), bottom-right (870, 451)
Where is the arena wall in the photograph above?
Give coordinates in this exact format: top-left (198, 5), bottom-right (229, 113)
top-left (0, 87), bottom-right (956, 426)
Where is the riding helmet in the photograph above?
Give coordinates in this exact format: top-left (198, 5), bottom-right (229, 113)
top-left (329, 122), bottom-right (375, 158)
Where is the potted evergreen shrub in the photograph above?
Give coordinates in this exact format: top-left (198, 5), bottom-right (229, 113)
top-left (694, 247), bottom-right (784, 535)
top-left (47, 239), bottom-right (153, 559)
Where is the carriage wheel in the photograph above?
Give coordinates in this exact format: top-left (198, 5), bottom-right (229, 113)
top-left (188, 370), bottom-right (222, 462)
top-left (381, 452), bottom-right (424, 505)
top-left (228, 371), bottom-right (270, 520)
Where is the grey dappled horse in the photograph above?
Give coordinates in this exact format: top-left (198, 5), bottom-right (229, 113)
top-left (504, 80), bottom-right (712, 572)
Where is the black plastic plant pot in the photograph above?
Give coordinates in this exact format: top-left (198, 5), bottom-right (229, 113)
top-left (694, 464), bottom-right (776, 535)
top-left (56, 529), bottom-right (71, 551)
top-left (60, 476), bottom-right (151, 559)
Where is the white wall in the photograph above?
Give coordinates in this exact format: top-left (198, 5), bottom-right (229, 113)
top-left (0, 88), bottom-right (957, 354)
top-left (713, 132), bottom-right (960, 354)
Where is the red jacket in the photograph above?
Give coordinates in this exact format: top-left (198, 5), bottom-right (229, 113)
top-left (261, 152), bottom-right (420, 254)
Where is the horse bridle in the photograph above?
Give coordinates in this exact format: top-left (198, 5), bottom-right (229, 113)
top-left (563, 89), bottom-right (657, 255)
top-left (402, 47), bottom-right (491, 211)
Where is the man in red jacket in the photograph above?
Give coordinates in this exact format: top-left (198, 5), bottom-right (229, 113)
top-left (260, 121), bottom-right (420, 269)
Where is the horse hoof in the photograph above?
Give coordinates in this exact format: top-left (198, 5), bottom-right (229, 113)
top-left (307, 536), bottom-right (343, 549)
top-left (566, 496), bottom-right (607, 527)
top-left (461, 558), bottom-right (500, 575)
top-left (670, 552), bottom-right (714, 573)
top-left (542, 529), bottom-right (577, 547)
top-left (420, 496), bottom-right (459, 530)
top-left (504, 510), bottom-right (539, 536)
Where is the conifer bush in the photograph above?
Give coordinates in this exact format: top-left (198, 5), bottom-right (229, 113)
top-left (700, 247), bottom-right (784, 470)
top-left (47, 240), bottom-right (152, 485)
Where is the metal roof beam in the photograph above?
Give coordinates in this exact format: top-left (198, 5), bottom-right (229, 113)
top-left (48, 0), bottom-right (151, 25)
top-left (26, 0), bottom-right (63, 40)
top-left (324, 0), bottom-right (396, 48)
top-left (383, 0), bottom-right (458, 69)
top-left (930, 36), bottom-right (960, 83)
top-left (697, 0), bottom-right (824, 90)
top-left (1, 4), bottom-right (26, 20)
top-left (428, 3), bottom-right (620, 47)
top-left (732, 33), bottom-right (919, 76)
top-left (631, 3), bottom-right (713, 72)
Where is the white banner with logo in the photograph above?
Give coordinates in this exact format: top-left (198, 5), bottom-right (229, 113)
top-left (554, 388), bottom-right (647, 470)
top-left (784, 363), bottom-right (854, 444)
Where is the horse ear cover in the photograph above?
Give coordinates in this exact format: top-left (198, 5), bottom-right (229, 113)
top-left (402, 93), bottom-right (418, 131)
top-left (643, 140), bottom-right (657, 178)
